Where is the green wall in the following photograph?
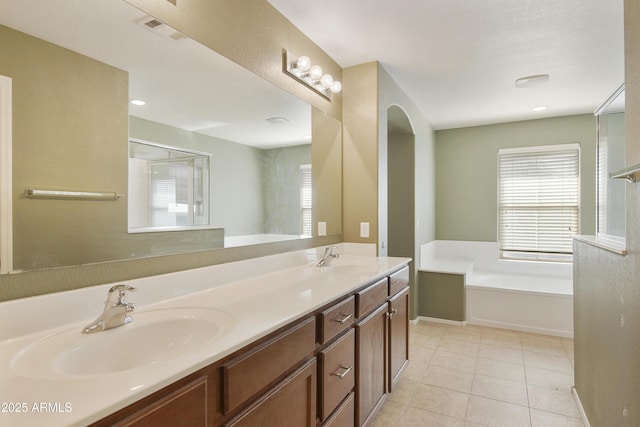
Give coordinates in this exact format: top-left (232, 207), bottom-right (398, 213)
top-left (263, 144), bottom-right (312, 235)
top-left (435, 114), bottom-right (597, 241)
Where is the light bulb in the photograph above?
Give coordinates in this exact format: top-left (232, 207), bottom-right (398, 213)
top-left (309, 65), bottom-right (323, 80)
top-left (320, 74), bottom-right (334, 88)
top-left (330, 81), bottom-right (342, 94)
top-left (295, 56), bottom-right (311, 72)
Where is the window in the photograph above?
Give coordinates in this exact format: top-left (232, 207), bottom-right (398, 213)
top-left (498, 144), bottom-right (580, 262)
top-left (300, 164), bottom-right (312, 237)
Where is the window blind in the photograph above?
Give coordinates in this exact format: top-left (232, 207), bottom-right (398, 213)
top-left (498, 144), bottom-right (580, 260)
top-left (300, 164), bottom-right (312, 237)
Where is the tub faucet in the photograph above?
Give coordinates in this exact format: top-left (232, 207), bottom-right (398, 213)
top-left (317, 246), bottom-right (339, 267)
top-left (82, 284), bottom-right (137, 334)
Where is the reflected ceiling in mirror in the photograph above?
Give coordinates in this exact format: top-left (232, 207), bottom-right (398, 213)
top-left (1, 0), bottom-right (311, 149)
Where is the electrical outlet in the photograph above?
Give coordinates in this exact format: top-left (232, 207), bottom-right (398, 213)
top-left (360, 222), bottom-right (370, 238)
top-left (318, 222), bottom-right (327, 236)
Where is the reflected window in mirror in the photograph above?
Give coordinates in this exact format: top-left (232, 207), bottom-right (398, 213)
top-left (300, 164), bottom-right (312, 237)
top-left (129, 140), bottom-right (211, 231)
top-left (595, 84), bottom-right (625, 241)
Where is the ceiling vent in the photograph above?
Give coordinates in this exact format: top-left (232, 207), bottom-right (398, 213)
top-left (136, 16), bottom-right (187, 41)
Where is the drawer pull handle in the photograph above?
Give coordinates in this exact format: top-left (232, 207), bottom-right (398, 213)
top-left (333, 313), bottom-right (353, 324)
top-left (331, 365), bottom-right (352, 379)
top-left (387, 309), bottom-right (398, 319)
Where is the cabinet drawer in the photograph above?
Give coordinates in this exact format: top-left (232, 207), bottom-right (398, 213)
top-left (356, 277), bottom-right (388, 318)
top-left (322, 392), bottom-right (355, 427)
top-left (389, 266), bottom-right (409, 297)
top-left (112, 377), bottom-right (207, 427)
top-left (319, 296), bottom-right (355, 344)
top-left (319, 329), bottom-right (355, 421)
top-left (223, 358), bottom-right (317, 427)
top-left (223, 317), bottom-right (316, 414)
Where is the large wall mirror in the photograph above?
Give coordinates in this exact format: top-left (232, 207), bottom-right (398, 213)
top-left (0, 0), bottom-right (342, 272)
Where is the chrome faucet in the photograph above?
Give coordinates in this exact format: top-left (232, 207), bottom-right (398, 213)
top-left (82, 284), bottom-right (137, 334)
top-left (317, 246), bottom-right (339, 267)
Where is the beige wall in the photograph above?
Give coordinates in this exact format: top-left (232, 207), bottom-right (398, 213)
top-left (573, 0), bottom-right (640, 425)
top-left (342, 62), bottom-right (436, 318)
top-left (342, 62), bottom-right (380, 244)
top-left (312, 109), bottom-right (343, 236)
top-left (0, 25), bottom-right (130, 271)
top-left (436, 114), bottom-right (597, 241)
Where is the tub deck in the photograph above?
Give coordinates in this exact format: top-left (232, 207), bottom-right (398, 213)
top-left (419, 241), bottom-right (574, 338)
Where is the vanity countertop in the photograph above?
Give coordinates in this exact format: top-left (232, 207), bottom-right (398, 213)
top-left (0, 245), bottom-right (410, 427)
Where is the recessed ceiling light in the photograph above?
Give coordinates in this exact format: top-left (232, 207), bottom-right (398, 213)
top-left (265, 117), bottom-right (289, 124)
top-left (515, 74), bottom-right (550, 88)
top-left (532, 105), bottom-right (547, 112)
top-left (130, 99), bottom-right (146, 106)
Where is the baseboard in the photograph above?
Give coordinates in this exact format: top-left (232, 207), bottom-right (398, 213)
top-left (413, 315), bottom-right (467, 326)
top-left (466, 317), bottom-right (574, 338)
top-left (572, 386), bottom-right (591, 427)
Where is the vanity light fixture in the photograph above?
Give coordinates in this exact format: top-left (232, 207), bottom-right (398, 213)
top-left (130, 99), bottom-right (146, 106)
top-left (282, 49), bottom-right (341, 101)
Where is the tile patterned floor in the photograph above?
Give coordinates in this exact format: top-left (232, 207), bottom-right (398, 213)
top-left (371, 321), bottom-right (583, 427)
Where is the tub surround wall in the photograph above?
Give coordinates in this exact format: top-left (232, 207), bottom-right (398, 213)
top-left (573, 0), bottom-right (640, 425)
top-left (435, 114), bottom-right (597, 241)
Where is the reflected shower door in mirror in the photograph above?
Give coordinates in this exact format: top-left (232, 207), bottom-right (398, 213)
top-left (0, 0), bottom-right (341, 271)
top-left (595, 84), bottom-right (625, 240)
top-left (129, 140), bottom-right (211, 231)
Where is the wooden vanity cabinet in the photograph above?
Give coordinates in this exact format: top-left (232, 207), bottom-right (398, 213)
top-left (355, 265), bottom-right (410, 426)
top-left (91, 265), bottom-right (410, 427)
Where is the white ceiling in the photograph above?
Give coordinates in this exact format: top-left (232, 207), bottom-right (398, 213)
top-left (268, 0), bottom-right (625, 130)
top-left (0, 0), bottom-right (311, 149)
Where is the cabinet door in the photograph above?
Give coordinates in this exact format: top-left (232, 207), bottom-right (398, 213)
top-left (355, 304), bottom-right (388, 427)
top-left (223, 358), bottom-right (317, 427)
top-left (388, 288), bottom-right (409, 392)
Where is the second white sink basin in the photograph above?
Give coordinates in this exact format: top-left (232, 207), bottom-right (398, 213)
top-left (12, 307), bottom-right (235, 379)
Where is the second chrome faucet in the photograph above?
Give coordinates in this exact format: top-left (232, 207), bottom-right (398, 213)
top-left (317, 246), bottom-right (339, 267)
top-left (82, 284), bottom-right (137, 334)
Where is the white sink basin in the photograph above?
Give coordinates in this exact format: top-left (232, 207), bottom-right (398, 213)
top-left (11, 307), bottom-right (235, 379)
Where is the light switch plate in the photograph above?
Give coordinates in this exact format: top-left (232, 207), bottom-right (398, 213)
top-left (318, 222), bottom-right (327, 236)
top-left (360, 222), bottom-right (370, 238)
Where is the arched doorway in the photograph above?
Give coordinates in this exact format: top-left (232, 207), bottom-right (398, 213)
top-left (387, 105), bottom-right (415, 282)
